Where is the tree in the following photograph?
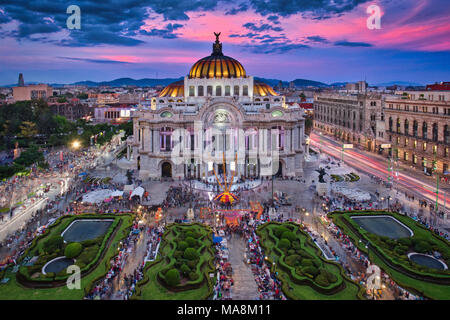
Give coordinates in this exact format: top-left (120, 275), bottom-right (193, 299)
top-left (19, 121), bottom-right (38, 139)
top-left (165, 268), bottom-right (180, 286)
top-left (64, 242), bottom-right (83, 258)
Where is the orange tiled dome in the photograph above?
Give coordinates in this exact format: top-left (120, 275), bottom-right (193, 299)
top-left (188, 32), bottom-right (246, 79)
top-left (158, 80), bottom-right (184, 97)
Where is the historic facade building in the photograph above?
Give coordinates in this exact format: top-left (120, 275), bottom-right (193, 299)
top-left (313, 92), bottom-right (382, 151)
top-left (383, 93), bottom-right (450, 176)
top-left (127, 34), bottom-right (306, 179)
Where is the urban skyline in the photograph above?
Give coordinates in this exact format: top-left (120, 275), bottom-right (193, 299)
top-left (0, 0), bottom-right (449, 85)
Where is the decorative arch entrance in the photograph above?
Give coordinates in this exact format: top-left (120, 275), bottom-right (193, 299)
top-left (161, 162), bottom-right (172, 178)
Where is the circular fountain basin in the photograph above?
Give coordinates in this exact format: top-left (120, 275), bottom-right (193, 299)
top-left (42, 256), bottom-right (75, 275)
top-left (408, 253), bottom-right (448, 270)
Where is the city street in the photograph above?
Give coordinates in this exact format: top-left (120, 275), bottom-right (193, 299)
top-left (310, 132), bottom-right (450, 228)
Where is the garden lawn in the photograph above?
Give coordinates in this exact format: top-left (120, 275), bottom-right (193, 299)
top-left (0, 214), bottom-right (133, 300)
top-left (257, 222), bottom-right (364, 300)
top-left (134, 223), bottom-right (215, 300)
top-left (330, 210), bottom-right (450, 300)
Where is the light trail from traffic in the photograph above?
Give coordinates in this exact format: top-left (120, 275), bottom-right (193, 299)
top-left (310, 132), bottom-right (448, 210)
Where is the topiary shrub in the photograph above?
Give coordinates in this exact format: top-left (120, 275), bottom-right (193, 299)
top-left (302, 265), bottom-right (319, 277)
top-left (278, 239), bottom-right (291, 250)
top-left (180, 263), bottom-right (190, 276)
top-left (173, 250), bottom-right (183, 259)
top-left (184, 247), bottom-right (199, 260)
top-left (185, 237), bottom-right (197, 248)
top-left (187, 260), bottom-right (196, 269)
top-left (288, 249), bottom-right (296, 255)
top-left (285, 255), bottom-right (300, 267)
top-left (414, 240), bottom-right (432, 253)
top-left (165, 268), bottom-right (180, 286)
top-left (319, 268), bottom-right (337, 284)
top-left (44, 236), bottom-right (64, 254)
top-left (315, 273), bottom-right (330, 287)
top-left (281, 231), bottom-right (297, 242)
top-left (397, 238), bottom-right (412, 247)
top-left (64, 242), bottom-right (83, 258)
top-left (274, 227), bottom-right (290, 238)
top-left (394, 245), bottom-right (408, 256)
top-left (301, 258), bottom-right (313, 267)
top-left (291, 241), bottom-right (301, 250)
top-left (178, 241), bottom-right (189, 251)
top-left (188, 272), bottom-right (199, 281)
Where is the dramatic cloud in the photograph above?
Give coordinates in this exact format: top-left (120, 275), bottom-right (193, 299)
top-left (225, 3), bottom-right (249, 15)
top-left (243, 41), bottom-right (310, 54)
top-left (306, 35), bottom-right (328, 43)
top-left (140, 23), bottom-right (184, 39)
top-left (334, 40), bottom-right (373, 47)
top-left (247, 0), bottom-right (371, 18)
top-left (243, 22), bottom-right (283, 32)
top-left (58, 57), bottom-right (132, 64)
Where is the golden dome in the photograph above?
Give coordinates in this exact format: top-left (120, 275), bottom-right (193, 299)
top-left (159, 80), bottom-right (184, 97)
top-left (254, 81), bottom-right (278, 96)
top-left (188, 32), bottom-right (246, 79)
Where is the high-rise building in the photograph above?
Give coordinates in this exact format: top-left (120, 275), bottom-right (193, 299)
top-left (18, 73), bottom-right (24, 87)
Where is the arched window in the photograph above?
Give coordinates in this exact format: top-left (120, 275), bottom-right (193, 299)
top-left (444, 125), bottom-right (449, 144)
top-left (413, 120), bottom-right (418, 137)
top-left (160, 127), bottom-right (173, 151)
top-left (216, 86), bottom-right (222, 96)
top-left (432, 123), bottom-right (438, 142)
top-left (404, 119), bottom-right (409, 136)
top-left (233, 85), bottom-right (239, 96)
top-left (422, 122), bottom-right (428, 139)
top-left (396, 118), bottom-right (401, 133)
top-left (243, 85), bottom-right (248, 96)
top-left (388, 117), bottom-right (393, 132)
top-left (207, 86), bottom-right (213, 96)
top-left (198, 86), bottom-right (204, 96)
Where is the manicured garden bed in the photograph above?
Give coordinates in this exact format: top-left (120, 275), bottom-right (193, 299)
top-left (257, 222), bottom-right (365, 300)
top-left (132, 223), bottom-right (215, 300)
top-left (329, 210), bottom-right (450, 300)
top-left (0, 213), bottom-right (133, 299)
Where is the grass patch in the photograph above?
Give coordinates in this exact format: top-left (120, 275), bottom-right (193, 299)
top-left (133, 223), bottom-right (215, 300)
top-left (329, 210), bottom-right (450, 300)
top-left (257, 222), bottom-right (365, 300)
top-left (0, 213), bottom-right (133, 300)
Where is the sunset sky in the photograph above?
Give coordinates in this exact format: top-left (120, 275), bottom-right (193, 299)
top-left (0, 0), bottom-right (449, 85)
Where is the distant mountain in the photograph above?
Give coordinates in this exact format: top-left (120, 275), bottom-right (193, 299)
top-left (372, 81), bottom-right (424, 87)
top-left (254, 77), bottom-right (329, 88)
top-left (72, 77), bottom-right (183, 87)
top-left (291, 78), bottom-right (328, 87)
top-left (254, 77), bottom-right (288, 87)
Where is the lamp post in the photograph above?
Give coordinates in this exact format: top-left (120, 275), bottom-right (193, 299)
top-left (387, 196), bottom-right (392, 211)
top-left (380, 197), bottom-right (385, 210)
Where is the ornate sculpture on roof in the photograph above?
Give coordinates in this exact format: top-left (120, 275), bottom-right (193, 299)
top-left (212, 32), bottom-right (223, 56)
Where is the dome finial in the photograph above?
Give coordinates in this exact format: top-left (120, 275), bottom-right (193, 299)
top-left (212, 32), bottom-right (223, 56)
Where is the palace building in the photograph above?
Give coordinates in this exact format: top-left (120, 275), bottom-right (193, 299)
top-left (127, 34), bottom-right (306, 180)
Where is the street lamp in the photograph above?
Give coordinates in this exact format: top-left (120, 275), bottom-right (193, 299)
top-left (387, 196), bottom-right (392, 211)
top-left (72, 140), bottom-right (81, 150)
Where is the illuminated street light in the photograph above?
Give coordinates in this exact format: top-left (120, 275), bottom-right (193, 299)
top-left (72, 140), bottom-right (81, 149)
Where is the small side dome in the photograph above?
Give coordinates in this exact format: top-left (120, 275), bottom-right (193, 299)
top-left (254, 81), bottom-right (278, 97)
top-left (159, 80), bottom-right (184, 97)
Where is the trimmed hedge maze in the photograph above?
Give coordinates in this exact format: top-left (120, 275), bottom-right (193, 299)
top-left (257, 222), bottom-right (365, 300)
top-left (330, 210), bottom-right (450, 300)
top-left (133, 223), bottom-right (215, 300)
top-left (0, 213), bottom-right (133, 299)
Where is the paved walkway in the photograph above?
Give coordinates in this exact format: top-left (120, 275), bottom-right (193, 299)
top-left (228, 235), bottom-right (259, 300)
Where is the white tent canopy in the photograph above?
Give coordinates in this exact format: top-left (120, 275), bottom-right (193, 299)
top-left (82, 189), bottom-right (121, 204)
top-left (130, 186), bottom-right (145, 199)
top-left (111, 190), bottom-right (124, 197)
